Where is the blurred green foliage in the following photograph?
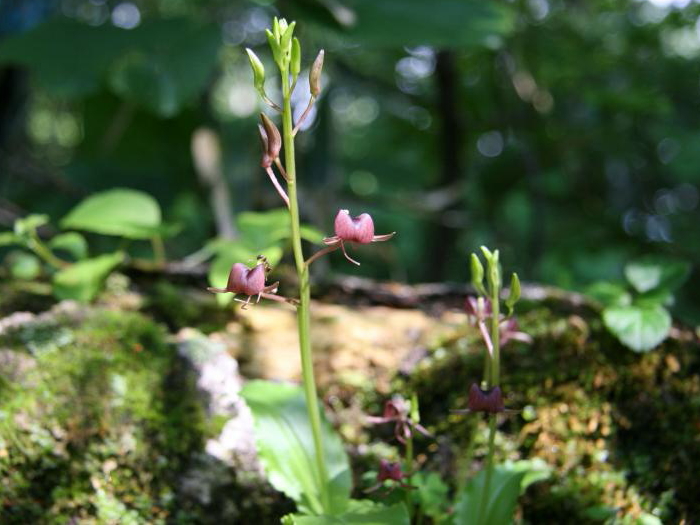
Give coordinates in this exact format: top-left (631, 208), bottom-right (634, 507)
top-left (0, 0), bottom-right (697, 320)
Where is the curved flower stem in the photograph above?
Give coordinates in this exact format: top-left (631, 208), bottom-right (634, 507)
top-left (293, 96), bottom-right (316, 136)
top-left (263, 94), bottom-right (283, 112)
top-left (281, 65), bottom-right (331, 512)
top-left (305, 244), bottom-right (339, 267)
top-left (264, 166), bottom-right (290, 208)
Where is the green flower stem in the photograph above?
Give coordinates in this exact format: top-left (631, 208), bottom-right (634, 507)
top-left (404, 433), bottom-right (414, 517)
top-left (478, 415), bottom-right (497, 524)
top-left (150, 235), bottom-right (166, 268)
top-left (477, 282), bottom-right (501, 524)
top-left (281, 66), bottom-right (330, 512)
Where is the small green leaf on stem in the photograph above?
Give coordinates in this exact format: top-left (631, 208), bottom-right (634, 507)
top-left (310, 50), bottom-right (324, 97)
top-left (505, 272), bottom-right (520, 315)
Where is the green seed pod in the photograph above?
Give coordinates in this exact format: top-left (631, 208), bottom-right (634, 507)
top-left (245, 48), bottom-right (266, 95)
top-left (310, 49), bottom-right (324, 97)
top-left (506, 272), bottom-right (521, 315)
top-left (291, 37), bottom-right (301, 81)
top-left (471, 253), bottom-right (487, 297)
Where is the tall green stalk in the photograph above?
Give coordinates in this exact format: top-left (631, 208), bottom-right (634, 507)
top-left (280, 65), bottom-right (330, 512)
top-left (476, 251), bottom-right (501, 525)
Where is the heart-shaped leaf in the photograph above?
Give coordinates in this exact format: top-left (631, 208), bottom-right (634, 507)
top-left (624, 256), bottom-right (690, 294)
top-left (603, 304), bottom-right (672, 352)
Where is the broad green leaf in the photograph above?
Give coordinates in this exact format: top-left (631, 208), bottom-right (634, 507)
top-left (241, 380), bottom-right (351, 516)
top-left (453, 460), bottom-right (550, 525)
top-left (586, 281), bottom-right (631, 308)
top-left (603, 304), bottom-right (672, 353)
top-left (336, 0), bottom-right (514, 48)
top-left (7, 251), bottom-right (41, 280)
top-left (49, 232), bottom-right (88, 260)
top-left (53, 252), bottom-right (124, 302)
top-left (284, 500), bottom-right (409, 524)
top-left (108, 19), bottom-right (220, 117)
top-left (0, 19), bottom-right (130, 98)
top-left (61, 188), bottom-right (162, 240)
top-left (624, 256), bottom-right (690, 294)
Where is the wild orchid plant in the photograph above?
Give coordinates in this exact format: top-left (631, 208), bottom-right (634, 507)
top-left (209, 18), bottom-right (395, 518)
top-left (453, 247), bottom-right (524, 523)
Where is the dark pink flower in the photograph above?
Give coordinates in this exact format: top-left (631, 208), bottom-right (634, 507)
top-left (366, 396), bottom-right (431, 444)
top-left (365, 459), bottom-right (415, 493)
top-left (207, 262), bottom-right (282, 309)
top-left (499, 317), bottom-right (533, 346)
top-left (452, 383), bottom-right (519, 415)
top-left (322, 209), bottom-right (395, 265)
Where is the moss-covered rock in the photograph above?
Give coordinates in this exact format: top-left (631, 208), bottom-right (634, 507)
top-left (0, 305), bottom-right (291, 524)
top-left (400, 304), bottom-right (700, 523)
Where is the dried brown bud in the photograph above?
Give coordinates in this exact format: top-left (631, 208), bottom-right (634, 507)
top-left (309, 49), bottom-right (324, 97)
top-left (259, 113), bottom-right (281, 166)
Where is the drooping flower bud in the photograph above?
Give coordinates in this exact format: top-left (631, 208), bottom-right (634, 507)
top-left (310, 50), bottom-right (324, 97)
top-left (334, 209), bottom-right (375, 244)
top-left (260, 113), bottom-right (281, 164)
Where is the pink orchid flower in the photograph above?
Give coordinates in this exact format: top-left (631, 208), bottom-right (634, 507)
top-left (366, 396), bottom-right (431, 444)
top-left (322, 209), bottom-right (395, 265)
top-left (207, 262), bottom-right (283, 309)
top-left (364, 459), bottom-right (415, 494)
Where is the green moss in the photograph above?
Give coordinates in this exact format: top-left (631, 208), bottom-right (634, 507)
top-left (0, 309), bottom-right (205, 523)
